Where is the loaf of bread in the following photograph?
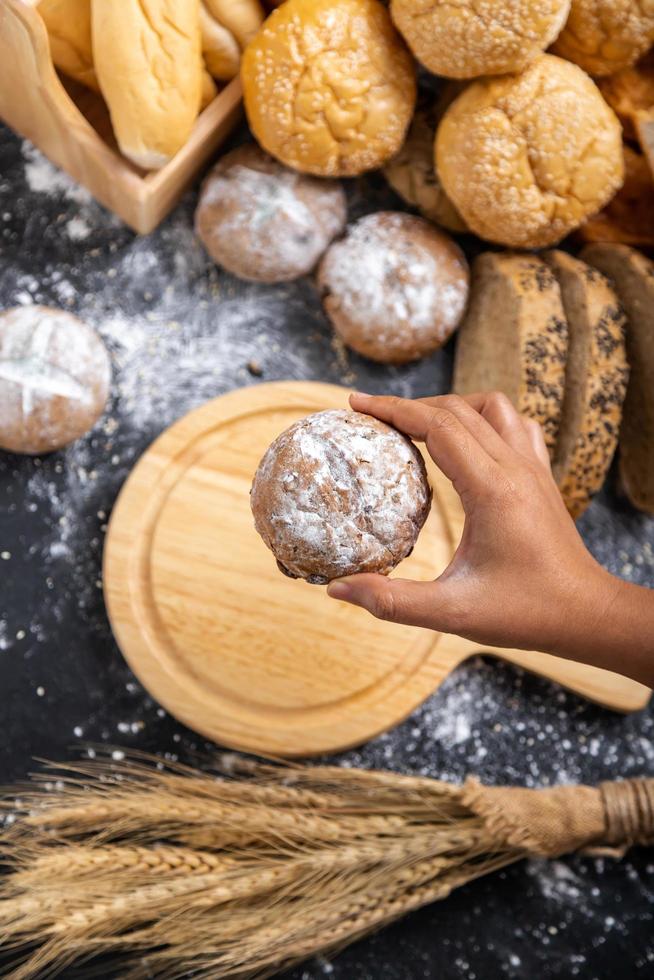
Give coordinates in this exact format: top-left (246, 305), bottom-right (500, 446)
top-left (391, 0), bottom-right (571, 78)
top-left (200, 2), bottom-right (240, 81)
top-left (545, 251), bottom-right (629, 519)
top-left (250, 409), bottom-right (432, 583)
top-left (598, 50), bottom-right (654, 142)
top-left (552, 0), bottom-right (654, 77)
top-left (436, 55), bottom-right (624, 249)
top-left (204, 0), bottom-right (264, 49)
top-left (453, 253), bottom-right (568, 455)
top-left (92, 0), bottom-right (203, 170)
top-left (241, 0), bottom-right (416, 177)
top-left (383, 100), bottom-right (467, 233)
top-left (581, 244), bottom-right (654, 515)
top-left (39, 0), bottom-right (98, 90)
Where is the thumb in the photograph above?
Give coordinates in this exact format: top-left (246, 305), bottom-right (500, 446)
top-left (327, 574), bottom-right (453, 630)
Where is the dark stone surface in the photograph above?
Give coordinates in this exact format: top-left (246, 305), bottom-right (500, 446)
top-left (0, 122), bottom-right (653, 979)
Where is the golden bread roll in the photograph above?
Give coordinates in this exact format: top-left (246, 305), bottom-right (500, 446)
top-left (38, 0), bottom-right (98, 90)
top-left (578, 146), bottom-right (654, 247)
top-left (383, 101), bottom-right (467, 233)
top-left (200, 3), bottom-right (241, 80)
top-left (598, 50), bottom-right (654, 141)
top-left (241, 0), bottom-right (416, 177)
top-left (391, 0), bottom-right (571, 78)
top-left (201, 68), bottom-right (218, 108)
top-left (204, 0), bottom-right (264, 49)
top-left (92, 0), bottom-right (203, 171)
top-left (436, 55), bottom-right (624, 249)
top-left (551, 0), bottom-right (654, 77)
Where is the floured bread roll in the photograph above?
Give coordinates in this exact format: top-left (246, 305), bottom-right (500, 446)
top-left (436, 55), bottom-right (625, 248)
top-left (195, 144), bottom-right (347, 282)
top-left (318, 212), bottom-right (469, 364)
top-left (0, 306), bottom-right (111, 455)
top-left (242, 0), bottom-right (416, 177)
top-left (92, 0), bottom-right (203, 170)
top-left (251, 409), bottom-right (432, 583)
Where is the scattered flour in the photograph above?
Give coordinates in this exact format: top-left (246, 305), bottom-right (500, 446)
top-left (22, 143), bottom-right (93, 205)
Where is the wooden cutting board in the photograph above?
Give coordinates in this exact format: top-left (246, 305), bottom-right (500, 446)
top-left (103, 381), bottom-right (651, 756)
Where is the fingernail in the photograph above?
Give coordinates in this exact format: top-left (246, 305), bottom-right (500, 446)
top-left (327, 581), bottom-right (352, 600)
top-left (350, 391), bottom-right (371, 403)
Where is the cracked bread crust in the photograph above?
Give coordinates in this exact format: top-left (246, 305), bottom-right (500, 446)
top-left (391, 0), bottom-right (571, 78)
top-left (250, 409), bottom-right (432, 583)
top-left (453, 253), bottom-right (568, 455)
top-left (551, 0), bottom-right (654, 77)
top-left (435, 55), bottom-right (624, 249)
top-left (241, 0), bottom-right (416, 177)
top-left (545, 251), bottom-right (629, 520)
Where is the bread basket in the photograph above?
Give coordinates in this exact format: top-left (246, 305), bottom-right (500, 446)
top-left (0, 0), bottom-right (243, 234)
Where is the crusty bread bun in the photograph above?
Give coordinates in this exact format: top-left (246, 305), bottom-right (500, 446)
top-left (383, 98), bottom-right (468, 233)
top-left (204, 0), bottom-right (264, 49)
top-left (195, 144), bottom-right (347, 283)
top-left (200, 2), bottom-right (240, 81)
top-left (318, 212), bottom-right (469, 364)
top-left (241, 0), bottom-right (416, 177)
top-left (38, 0), bottom-right (98, 90)
top-left (391, 0), bottom-right (571, 78)
top-left (578, 145), bottom-right (654, 247)
top-left (92, 0), bottom-right (203, 171)
top-left (251, 409), bottom-right (432, 583)
top-left (551, 0), bottom-right (654, 77)
top-left (454, 253), bottom-right (568, 455)
top-left (0, 306), bottom-right (111, 456)
top-left (545, 251), bottom-right (628, 519)
top-left (598, 50), bottom-right (654, 142)
top-left (436, 55), bottom-right (624, 249)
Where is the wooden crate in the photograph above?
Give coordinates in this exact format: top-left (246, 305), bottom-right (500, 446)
top-left (0, 0), bottom-right (243, 234)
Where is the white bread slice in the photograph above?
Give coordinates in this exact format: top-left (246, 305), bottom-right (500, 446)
top-left (545, 251), bottom-right (629, 519)
top-left (581, 244), bottom-right (654, 514)
top-left (453, 253), bottom-right (568, 455)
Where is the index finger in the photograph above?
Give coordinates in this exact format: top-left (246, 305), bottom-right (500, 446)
top-left (349, 392), bottom-right (497, 498)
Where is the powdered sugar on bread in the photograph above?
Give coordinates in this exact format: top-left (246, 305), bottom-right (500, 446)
top-left (250, 409), bottom-right (432, 583)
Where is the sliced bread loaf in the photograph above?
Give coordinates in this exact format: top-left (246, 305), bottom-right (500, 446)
top-left (581, 244), bottom-right (654, 514)
top-left (453, 253), bottom-right (568, 454)
top-left (544, 251), bottom-right (629, 519)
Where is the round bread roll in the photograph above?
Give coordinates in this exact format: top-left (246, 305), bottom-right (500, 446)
top-left (383, 104), bottom-right (467, 233)
top-left (251, 409), bottom-right (432, 583)
top-left (391, 0), bottom-right (571, 78)
top-left (195, 144), bottom-right (347, 283)
top-left (436, 55), bottom-right (625, 249)
top-left (241, 0), bottom-right (416, 177)
top-left (0, 306), bottom-right (111, 455)
top-left (318, 212), bottom-right (469, 364)
top-left (551, 0), bottom-right (654, 77)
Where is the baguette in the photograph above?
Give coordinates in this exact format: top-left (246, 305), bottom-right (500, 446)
top-left (204, 0), bottom-right (264, 49)
top-left (38, 0), bottom-right (98, 90)
top-left (545, 251), bottom-right (629, 519)
top-left (92, 0), bottom-right (203, 170)
top-left (200, 3), bottom-right (241, 81)
top-left (581, 244), bottom-right (654, 515)
top-left (453, 253), bottom-right (568, 455)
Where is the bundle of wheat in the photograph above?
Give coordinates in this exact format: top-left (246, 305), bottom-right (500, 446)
top-left (0, 752), bottom-right (652, 979)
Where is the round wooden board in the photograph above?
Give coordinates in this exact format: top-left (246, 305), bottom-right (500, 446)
top-left (104, 382), bottom-right (651, 757)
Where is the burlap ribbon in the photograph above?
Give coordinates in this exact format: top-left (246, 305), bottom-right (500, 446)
top-left (462, 777), bottom-right (654, 858)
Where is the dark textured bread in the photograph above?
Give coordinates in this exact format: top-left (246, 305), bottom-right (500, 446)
top-left (453, 253), bottom-right (568, 454)
top-left (581, 244), bottom-right (654, 514)
top-left (545, 251), bottom-right (629, 519)
top-left (250, 409), bottom-right (432, 583)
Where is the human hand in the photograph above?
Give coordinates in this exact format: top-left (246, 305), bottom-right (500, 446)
top-left (327, 391), bottom-right (653, 683)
